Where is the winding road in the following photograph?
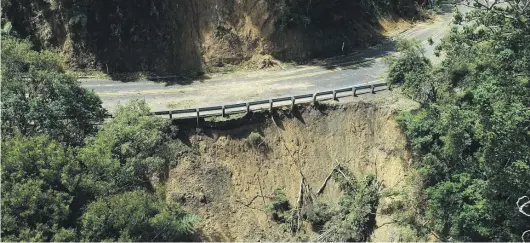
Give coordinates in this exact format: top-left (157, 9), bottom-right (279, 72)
top-left (81, 5), bottom-right (465, 113)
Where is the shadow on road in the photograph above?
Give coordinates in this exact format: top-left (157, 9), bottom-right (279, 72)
top-left (107, 71), bottom-right (211, 86)
top-left (306, 38), bottom-right (396, 71)
top-left (104, 4), bottom-right (455, 86)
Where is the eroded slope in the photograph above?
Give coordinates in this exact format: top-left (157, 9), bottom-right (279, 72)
top-left (166, 94), bottom-right (421, 241)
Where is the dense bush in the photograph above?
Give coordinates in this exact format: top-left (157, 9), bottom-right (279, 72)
top-left (317, 173), bottom-right (380, 242)
top-left (1, 36), bottom-right (106, 146)
top-left (2, 0), bottom-right (181, 72)
top-left (1, 36), bottom-right (196, 241)
top-left (1, 136), bottom-right (81, 241)
top-left (389, 1), bottom-right (530, 240)
top-left (79, 100), bottom-right (180, 198)
top-left (80, 190), bottom-right (196, 241)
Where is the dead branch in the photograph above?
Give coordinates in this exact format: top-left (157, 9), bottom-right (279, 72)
top-left (375, 220), bottom-right (398, 229)
top-left (431, 231), bottom-right (441, 241)
top-left (259, 57), bottom-right (279, 69)
top-left (236, 195), bottom-right (260, 207)
top-left (334, 162), bottom-right (355, 187)
top-left (317, 164), bottom-right (339, 195)
top-left (295, 172), bottom-right (304, 232)
top-left (517, 195), bottom-right (530, 242)
top-left (297, 175), bottom-right (304, 209)
top-left (235, 200), bottom-right (266, 211)
top-left (305, 182), bottom-right (316, 202)
top-left (315, 225), bottom-right (338, 242)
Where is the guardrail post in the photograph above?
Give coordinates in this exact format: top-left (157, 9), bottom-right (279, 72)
top-left (313, 93), bottom-right (318, 105)
top-left (371, 84), bottom-right (375, 94)
top-left (246, 102), bottom-right (250, 113)
top-left (196, 108), bottom-right (200, 127)
top-left (269, 99), bottom-right (273, 112)
top-left (333, 90), bottom-right (337, 101)
top-left (353, 87), bottom-right (357, 97)
top-left (291, 97), bottom-right (296, 110)
top-left (221, 105), bottom-right (226, 117)
top-left (169, 110), bottom-right (173, 120)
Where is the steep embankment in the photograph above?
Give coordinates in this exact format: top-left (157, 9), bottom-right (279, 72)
top-left (3, 0), bottom-right (422, 74)
top-left (166, 94), bottom-right (422, 241)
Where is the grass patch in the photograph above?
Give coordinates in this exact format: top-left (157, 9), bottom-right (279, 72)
top-left (166, 100), bottom-right (197, 109)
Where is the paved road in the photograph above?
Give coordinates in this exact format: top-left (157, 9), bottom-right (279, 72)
top-left (81, 5), bottom-right (464, 113)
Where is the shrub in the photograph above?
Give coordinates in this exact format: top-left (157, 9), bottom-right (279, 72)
top-left (305, 203), bottom-right (333, 232)
top-left (317, 173), bottom-right (380, 242)
top-left (247, 131), bottom-right (265, 148)
top-left (265, 189), bottom-right (292, 223)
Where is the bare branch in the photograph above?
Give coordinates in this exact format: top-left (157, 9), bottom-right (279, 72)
top-left (317, 165), bottom-right (339, 195)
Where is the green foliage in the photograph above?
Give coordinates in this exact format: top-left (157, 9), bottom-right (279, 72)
top-left (319, 173), bottom-right (380, 242)
top-left (2, 0), bottom-right (182, 72)
top-left (393, 1), bottom-right (530, 240)
top-left (1, 42), bottom-right (195, 242)
top-left (79, 100), bottom-right (180, 197)
top-left (1, 101), bottom-right (194, 241)
top-left (1, 136), bottom-right (80, 242)
top-left (80, 190), bottom-right (196, 241)
top-left (387, 39), bottom-right (440, 104)
top-left (305, 203), bottom-right (333, 231)
top-left (1, 36), bottom-right (106, 146)
top-left (274, 0), bottom-right (422, 32)
top-left (265, 189), bottom-right (293, 223)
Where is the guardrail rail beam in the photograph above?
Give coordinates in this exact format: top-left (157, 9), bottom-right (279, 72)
top-left (141, 81), bottom-right (387, 121)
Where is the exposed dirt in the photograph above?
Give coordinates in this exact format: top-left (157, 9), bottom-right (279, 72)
top-left (166, 93), bottom-right (420, 241)
top-left (5, 0), bottom-right (420, 74)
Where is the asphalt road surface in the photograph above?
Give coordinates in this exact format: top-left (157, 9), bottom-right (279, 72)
top-left (81, 5), bottom-right (467, 113)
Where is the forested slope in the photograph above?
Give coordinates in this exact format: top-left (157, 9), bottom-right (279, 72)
top-left (388, 0), bottom-right (530, 240)
top-left (0, 36), bottom-right (196, 241)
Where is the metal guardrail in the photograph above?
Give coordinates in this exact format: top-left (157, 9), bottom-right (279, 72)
top-left (151, 81), bottom-right (388, 122)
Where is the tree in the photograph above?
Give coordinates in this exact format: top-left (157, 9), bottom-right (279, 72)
top-left (78, 100), bottom-right (180, 198)
top-left (392, 0), bottom-right (530, 240)
top-left (1, 101), bottom-right (194, 242)
top-left (318, 174), bottom-right (380, 242)
top-left (1, 36), bottom-right (106, 146)
top-left (387, 39), bottom-right (439, 104)
top-left (1, 35), bottom-right (195, 241)
top-left (1, 136), bottom-right (81, 241)
top-left (79, 190), bottom-right (196, 241)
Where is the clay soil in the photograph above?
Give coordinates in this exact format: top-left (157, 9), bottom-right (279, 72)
top-left (166, 93), bottom-right (420, 241)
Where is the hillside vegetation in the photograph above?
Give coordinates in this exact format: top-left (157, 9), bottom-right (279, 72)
top-left (388, 0), bottom-right (530, 241)
top-left (2, 0), bottom-right (426, 75)
top-left (1, 36), bottom-right (196, 241)
top-left (2, 0), bottom-right (529, 241)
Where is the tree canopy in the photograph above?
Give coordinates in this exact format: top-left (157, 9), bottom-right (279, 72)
top-left (1, 36), bottom-right (195, 241)
top-left (1, 136), bottom-right (80, 242)
top-left (78, 100), bottom-right (181, 198)
top-left (1, 36), bottom-right (106, 146)
top-left (389, 0), bottom-right (530, 240)
top-left (80, 190), bottom-right (196, 241)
